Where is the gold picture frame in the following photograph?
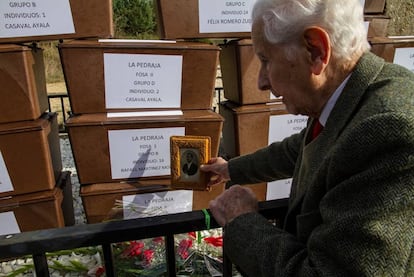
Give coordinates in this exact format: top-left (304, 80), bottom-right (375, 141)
top-left (170, 135), bottom-right (211, 191)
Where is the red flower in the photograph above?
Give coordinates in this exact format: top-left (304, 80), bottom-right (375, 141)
top-left (203, 236), bottom-right (223, 247)
top-left (143, 249), bottom-right (155, 266)
top-left (188, 232), bottom-right (196, 239)
top-left (123, 241), bottom-right (145, 257)
top-left (95, 266), bottom-right (105, 276)
top-left (152, 236), bottom-right (164, 244)
top-left (177, 239), bottom-right (193, 259)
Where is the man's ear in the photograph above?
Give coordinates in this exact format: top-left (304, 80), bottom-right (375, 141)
top-left (303, 27), bottom-right (331, 75)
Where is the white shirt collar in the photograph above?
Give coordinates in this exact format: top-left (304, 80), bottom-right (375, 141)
top-left (319, 74), bottom-right (351, 126)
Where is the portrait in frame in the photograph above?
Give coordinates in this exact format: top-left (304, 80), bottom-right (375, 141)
top-left (170, 135), bottom-right (211, 190)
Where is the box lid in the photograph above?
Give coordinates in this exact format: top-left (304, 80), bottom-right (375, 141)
top-left (80, 180), bottom-right (170, 197)
top-left (59, 39), bottom-right (221, 51)
top-left (0, 187), bottom-right (62, 211)
top-left (221, 101), bottom-right (287, 115)
top-left (65, 110), bottom-right (223, 127)
top-left (0, 112), bottom-right (56, 135)
top-left (370, 36), bottom-right (414, 45)
top-left (0, 44), bottom-right (32, 53)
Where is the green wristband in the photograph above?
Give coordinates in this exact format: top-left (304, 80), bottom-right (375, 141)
top-left (202, 209), bottom-right (210, 230)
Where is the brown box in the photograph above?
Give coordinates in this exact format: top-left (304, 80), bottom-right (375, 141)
top-left (155, 0), bottom-right (251, 39)
top-left (220, 101), bottom-right (309, 201)
top-left (220, 39), bottom-right (278, 105)
top-left (66, 110), bottom-right (223, 185)
top-left (364, 0), bottom-right (386, 14)
top-left (59, 40), bottom-right (220, 114)
top-left (0, 113), bottom-right (62, 197)
top-left (365, 15), bottom-right (390, 38)
top-left (220, 101), bottom-right (289, 158)
top-left (0, 0), bottom-right (113, 43)
top-left (0, 171), bottom-right (72, 233)
top-left (0, 44), bottom-right (48, 124)
top-left (370, 36), bottom-right (414, 63)
top-left (80, 180), bottom-right (225, 224)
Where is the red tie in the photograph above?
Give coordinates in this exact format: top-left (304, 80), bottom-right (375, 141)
top-left (311, 119), bottom-right (323, 139)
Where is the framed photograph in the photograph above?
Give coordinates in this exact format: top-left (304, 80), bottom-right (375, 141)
top-left (170, 135), bottom-right (211, 190)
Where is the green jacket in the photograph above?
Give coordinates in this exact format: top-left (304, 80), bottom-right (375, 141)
top-left (226, 52), bottom-right (414, 276)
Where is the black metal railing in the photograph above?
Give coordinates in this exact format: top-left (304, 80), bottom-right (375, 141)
top-left (0, 199), bottom-right (288, 277)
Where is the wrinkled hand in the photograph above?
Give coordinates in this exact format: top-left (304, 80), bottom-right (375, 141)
top-left (209, 185), bottom-right (258, 227)
top-left (200, 157), bottom-right (230, 187)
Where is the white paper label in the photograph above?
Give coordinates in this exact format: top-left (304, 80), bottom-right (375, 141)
top-left (266, 114), bottom-right (308, 200)
top-left (108, 127), bottom-right (185, 179)
top-left (104, 53), bottom-right (183, 109)
top-left (0, 0), bottom-right (75, 38)
top-left (107, 110), bottom-right (183, 118)
top-left (393, 48), bottom-right (414, 72)
top-left (268, 114), bottom-right (308, 143)
top-left (266, 178), bottom-right (292, 200)
top-left (122, 190), bottom-right (193, 219)
top-left (0, 212), bottom-right (20, 235)
top-left (198, 0), bottom-right (256, 33)
top-left (0, 151), bottom-right (14, 193)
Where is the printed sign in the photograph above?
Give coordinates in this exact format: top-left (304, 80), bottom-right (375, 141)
top-left (0, 212), bottom-right (20, 235)
top-left (104, 53), bottom-right (183, 109)
top-left (198, 0), bottom-right (256, 33)
top-left (108, 127), bottom-right (185, 179)
top-left (122, 190), bottom-right (193, 219)
top-left (0, 151), bottom-right (14, 193)
top-left (266, 114), bottom-right (308, 200)
top-left (0, 0), bottom-right (75, 38)
top-left (393, 48), bottom-right (414, 72)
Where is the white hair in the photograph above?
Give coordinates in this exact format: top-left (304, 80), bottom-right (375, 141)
top-left (252, 0), bottom-right (371, 61)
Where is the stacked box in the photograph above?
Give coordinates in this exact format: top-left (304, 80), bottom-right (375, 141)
top-left (0, 113), bottom-right (62, 197)
top-left (66, 111), bottom-right (223, 184)
top-left (155, 0), bottom-right (385, 40)
top-left (219, 39), bottom-right (277, 105)
top-left (80, 179), bottom-right (225, 223)
top-left (370, 37), bottom-right (414, 68)
top-left (364, 0), bottom-right (386, 14)
top-left (219, 101), bottom-right (308, 201)
top-left (0, 44), bottom-right (48, 124)
top-left (0, 171), bottom-right (73, 235)
top-left (58, 39), bottom-right (220, 114)
top-left (155, 0), bottom-right (252, 39)
top-left (0, 0), bottom-right (113, 43)
top-left (65, 109), bottom-right (224, 223)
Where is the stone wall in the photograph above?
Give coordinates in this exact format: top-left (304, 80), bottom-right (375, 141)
top-left (386, 0), bottom-right (414, 35)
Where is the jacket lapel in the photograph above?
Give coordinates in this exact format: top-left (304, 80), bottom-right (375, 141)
top-left (284, 52), bottom-right (386, 231)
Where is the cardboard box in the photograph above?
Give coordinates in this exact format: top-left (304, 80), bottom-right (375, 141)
top-left (0, 0), bottom-right (113, 43)
top-left (370, 37), bottom-right (414, 64)
top-left (220, 39), bottom-right (279, 105)
top-left (220, 101), bottom-right (289, 158)
top-left (66, 110), bottom-right (223, 185)
top-left (364, 0), bottom-right (386, 14)
top-left (59, 39), bottom-right (220, 114)
top-left (155, 0), bottom-right (251, 39)
top-left (81, 180), bottom-right (225, 224)
top-left (0, 171), bottom-right (73, 233)
top-left (0, 44), bottom-right (48, 124)
top-left (0, 113), bottom-right (62, 197)
top-left (365, 15), bottom-right (390, 38)
top-left (219, 101), bottom-right (309, 201)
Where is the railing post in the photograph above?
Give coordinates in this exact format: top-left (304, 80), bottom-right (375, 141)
top-left (165, 234), bottom-right (176, 277)
top-left (102, 243), bottom-right (116, 277)
top-left (33, 253), bottom-right (49, 277)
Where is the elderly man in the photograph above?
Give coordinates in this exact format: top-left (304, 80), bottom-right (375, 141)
top-left (200, 0), bottom-right (414, 276)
